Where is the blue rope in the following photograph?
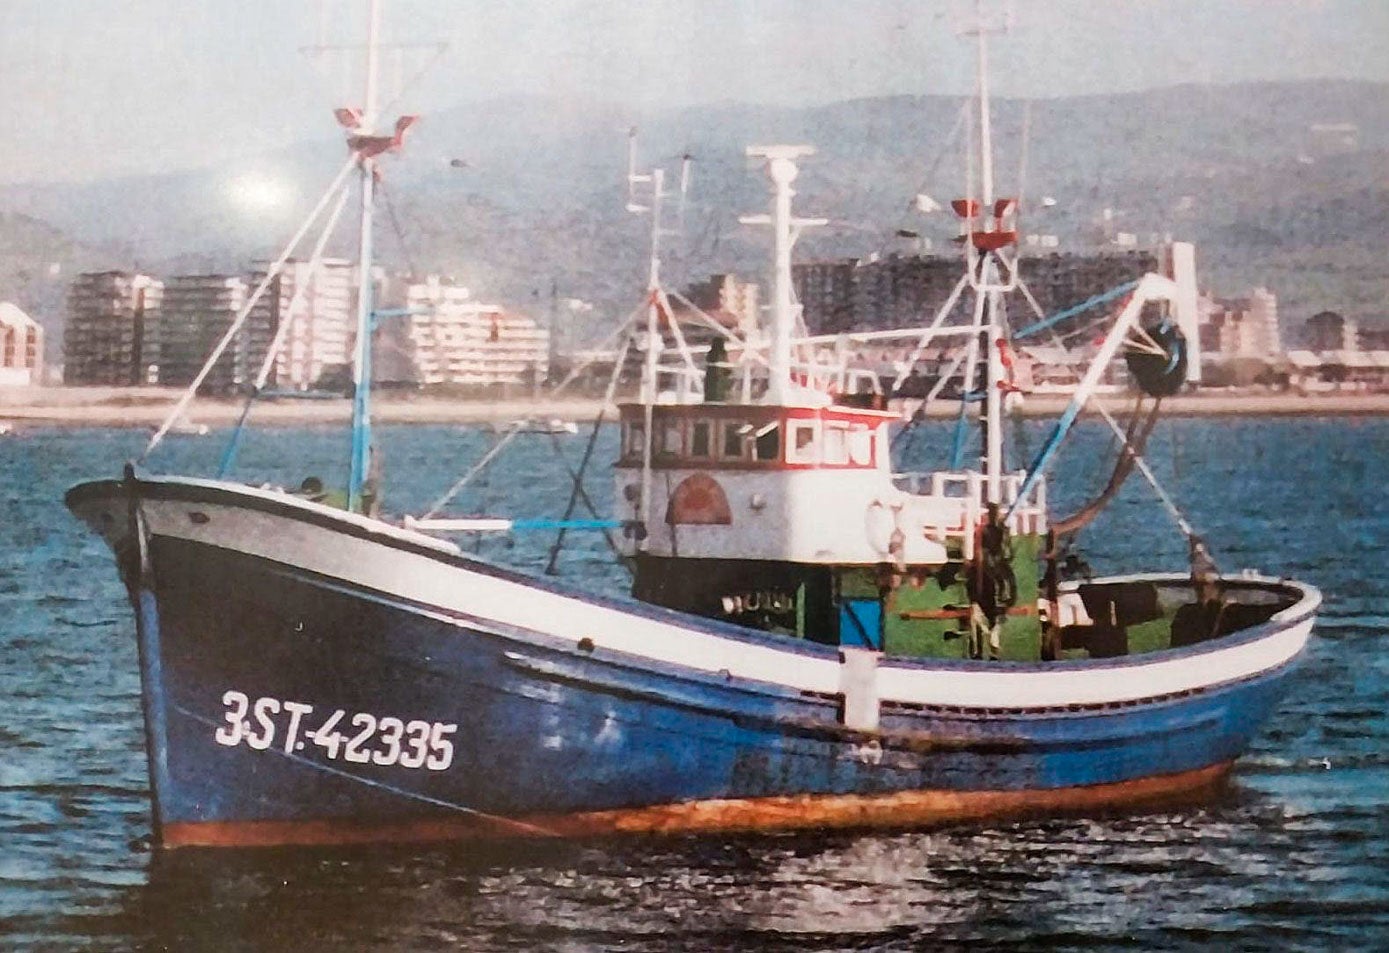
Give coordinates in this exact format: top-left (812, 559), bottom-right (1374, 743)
top-left (949, 397), bottom-right (971, 469)
top-left (512, 518), bottom-right (621, 531)
top-left (217, 390), bottom-right (260, 478)
top-left (1008, 400), bottom-right (1085, 520)
top-left (1013, 280), bottom-right (1140, 341)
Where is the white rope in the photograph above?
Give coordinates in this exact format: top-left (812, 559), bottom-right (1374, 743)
top-left (898, 346), bottom-right (972, 432)
top-left (546, 303), bottom-right (643, 397)
top-left (422, 430), bottom-right (525, 520)
top-left (423, 304), bottom-right (646, 521)
top-left (666, 288), bottom-right (742, 343)
top-left (889, 272), bottom-right (972, 393)
top-left (655, 288), bottom-right (702, 383)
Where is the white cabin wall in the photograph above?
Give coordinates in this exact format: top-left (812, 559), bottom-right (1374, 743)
top-left (616, 467), bottom-right (951, 566)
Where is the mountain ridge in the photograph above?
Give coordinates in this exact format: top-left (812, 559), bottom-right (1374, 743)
top-left (3, 78), bottom-right (1385, 355)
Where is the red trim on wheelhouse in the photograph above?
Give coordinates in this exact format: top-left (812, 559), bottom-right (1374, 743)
top-left (616, 402), bottom-right (897, 472)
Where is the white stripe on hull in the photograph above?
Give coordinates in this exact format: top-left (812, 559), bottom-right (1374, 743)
top-left (75, 477), bottom-right (1319, 711)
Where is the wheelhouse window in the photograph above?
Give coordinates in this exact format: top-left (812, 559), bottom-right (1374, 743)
top-left (720, 421), bottom-right (745, 459)
top-left (820, 420), bottom-right (875, 467)
top-left (690, 420), bottom-right (712, 458)
top-left (623, 421), bottom-right (646, 459)
top-left (823, 423), bottom-right (850, 465)
top-left (787, 420), bottom-right (820, 464)
top-left (848, 424), bottom-right (873, 466)
top-left (753, 422), bottom-right (781, 462)
top-left (657, 418), bottom-right (683, 458)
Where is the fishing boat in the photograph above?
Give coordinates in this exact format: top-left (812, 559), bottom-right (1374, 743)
top-left (65, 3), bottom-right (1319, 850)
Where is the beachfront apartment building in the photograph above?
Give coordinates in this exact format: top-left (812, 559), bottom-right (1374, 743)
top-left (678, 273), bottom-right (761, 340)
top-left (0, 302), bottom-right (43, 387)
top-left (62, 262), bottom-right (355, 393)
top-left (792, 249), bottom-right (1161, 337)
top-left (378, 277), bottom-right (549, 390)
top-left (1304, 311), bottom-right (1358, 352)
top-left (1198, 288), bottom-right (1282, 359)
top-left (63, 271), bottom-right (163, 386)
top-left (789, 250), bottom-right (1159, 394)
top-left (156, 274), bottom-right (260, 393)
top-left (247, 258), bottom-right (355, 391)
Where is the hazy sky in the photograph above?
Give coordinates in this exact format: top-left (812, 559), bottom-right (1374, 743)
top-left (0, 0), bottom-right (1385, 184)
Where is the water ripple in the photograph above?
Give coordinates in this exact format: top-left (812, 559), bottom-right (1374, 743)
top-left (5, 420), bottom-right (1388, 950)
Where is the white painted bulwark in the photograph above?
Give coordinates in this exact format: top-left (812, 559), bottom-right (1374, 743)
top-left (68, 477), bottom-right (1319, 714)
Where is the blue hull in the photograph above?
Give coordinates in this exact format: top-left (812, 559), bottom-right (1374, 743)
top-left (63, 474), bottom-right (1318, 848)
top-left (137, 532), bottom-right (1294, 845)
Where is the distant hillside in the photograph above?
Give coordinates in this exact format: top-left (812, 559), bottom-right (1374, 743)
top-left (2, 79), bottom-right (1385, 348)
top-left (0, 212), bottom-right (114, 362)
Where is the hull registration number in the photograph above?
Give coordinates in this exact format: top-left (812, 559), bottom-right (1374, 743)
top-left (213, 691), bottom-right (457, 771)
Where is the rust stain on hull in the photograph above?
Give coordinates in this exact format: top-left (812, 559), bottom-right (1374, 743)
top-left (161, 761), bottom-right (1234, 849)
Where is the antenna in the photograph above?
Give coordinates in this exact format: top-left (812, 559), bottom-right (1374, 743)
top-left (302, 1), bottom-right (447, 122)
top-left (677, 152), bottom-right (693, 229)
top-left (953, 0), bottom-right (1019, 294)
top-left (740, 145), bottom-right (826, 405)
top-left (624, 135), bottom-right (694, 281)
top-left (625, 127), bottom-right (647, 208)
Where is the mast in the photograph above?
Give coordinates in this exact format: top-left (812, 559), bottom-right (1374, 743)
top-left (965, 0), bottom-right (1006, 505)
top-left (642, 167), bottom-right (666, 404)
top-left (741, 146), bottom-right (825, 405)
top-left (348, 0), bottom-right (383, 514)
top-left (637, 167), bottom-right (665, 548)
top-left (975, 5), bottom-right (995, 215)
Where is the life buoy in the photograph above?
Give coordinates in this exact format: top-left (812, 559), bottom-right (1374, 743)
top-left (865, 499), bottom-right (906, 569)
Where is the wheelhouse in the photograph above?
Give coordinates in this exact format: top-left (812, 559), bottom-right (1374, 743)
top-left (616, 403), bottom-right (895, 472)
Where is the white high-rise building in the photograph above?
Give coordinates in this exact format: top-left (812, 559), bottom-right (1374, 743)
top-left (1198, 287), bottom-right (1282, 359)
top-left (247, 258), bottom-right (355, 391)
top-left (381, 277), bottom-right (548, 389)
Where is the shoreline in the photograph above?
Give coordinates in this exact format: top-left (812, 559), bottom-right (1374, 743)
top-left (2, 386), bottom-right (1389, 428)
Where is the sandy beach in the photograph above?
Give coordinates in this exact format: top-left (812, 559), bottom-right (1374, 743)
top-left (2, 385), bottom-right (1388, 429)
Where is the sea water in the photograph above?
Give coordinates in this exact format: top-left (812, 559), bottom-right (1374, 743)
top-left (2, 417), bottom-right (1387, 951)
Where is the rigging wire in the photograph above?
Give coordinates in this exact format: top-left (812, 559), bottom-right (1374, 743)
top-left (1088, 397), bottom-right (1197, 540)
top-left (143, 155), bottom-right (359, 461)
top-left (421, 305), bottom-right (644, 522)
top-left (1049, 394), bottom-right (1163, 536)
top-left (544, 333), bottom-right (638, 577)
top-left (900, 98), bottom-right (971, 234)
top-left (376, 177), bottom-right (420, 276)
top-left (422, 429), bottom-right (525, 519)
top-left (1015, 97), bottom-right (1032, 215)
top-left (218, 179), bottom-right (355, 478)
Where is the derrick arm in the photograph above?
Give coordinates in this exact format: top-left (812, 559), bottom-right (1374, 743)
top-left (1009, 272), bottom-right (1180, 515)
